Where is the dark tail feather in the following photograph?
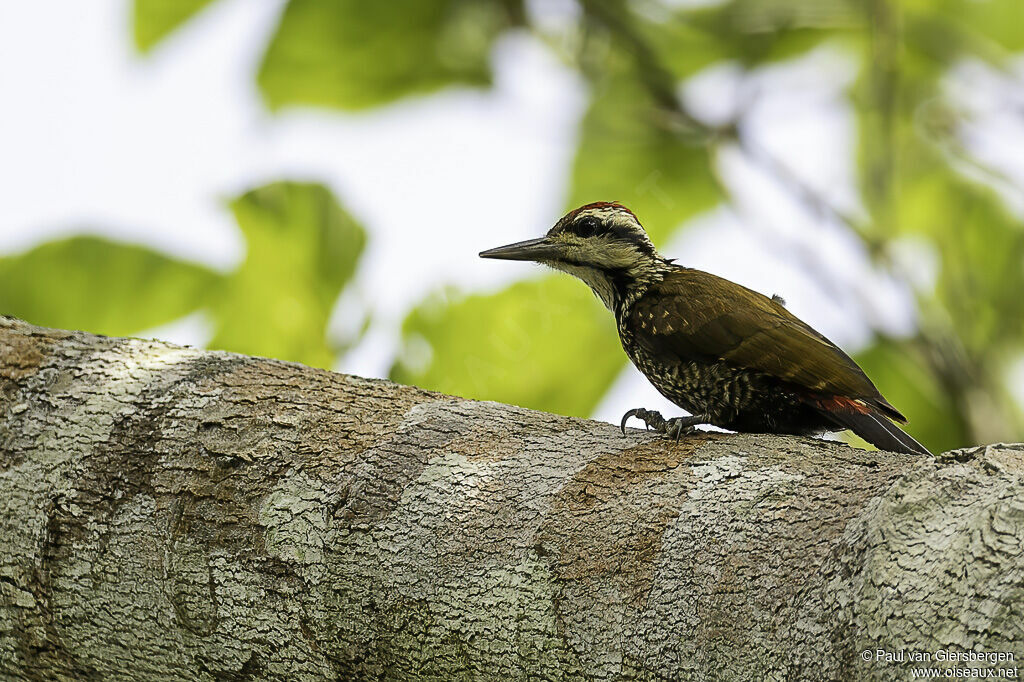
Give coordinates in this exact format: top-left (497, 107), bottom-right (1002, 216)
top-left (819, 407), bottom-right (933, 456)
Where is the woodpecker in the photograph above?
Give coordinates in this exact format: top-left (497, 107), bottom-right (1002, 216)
top-left (479, 202), bottom-right (931, 456)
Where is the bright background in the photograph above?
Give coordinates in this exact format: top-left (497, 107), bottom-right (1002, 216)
top-left (2, 0), bottom-right (1023, 452)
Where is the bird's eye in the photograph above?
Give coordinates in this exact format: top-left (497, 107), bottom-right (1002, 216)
top-left (573, 217), bottom-right (600, 238)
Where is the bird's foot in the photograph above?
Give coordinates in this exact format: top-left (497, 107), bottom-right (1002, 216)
top-left (620, 408), bottom-right (701, 442)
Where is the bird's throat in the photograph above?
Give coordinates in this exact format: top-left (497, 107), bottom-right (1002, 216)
top-left (550, 259), bottom-right (672, 312)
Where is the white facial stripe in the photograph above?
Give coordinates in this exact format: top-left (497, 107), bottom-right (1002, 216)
top-left (575, 236), bottom-right (644, 269)
top-left (553, 230), bottom-right (653, 271)
top-left (574, 206), bottom-right (637, 228)
top-left (569, 208), bottom-right (655, 252)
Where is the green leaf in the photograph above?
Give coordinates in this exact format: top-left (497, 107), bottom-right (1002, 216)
top-left (0, 236), bottom-right (219, 337)
top-left (391, 277), bottom-right (622, 418)
top-left (208, 182), bottom-right (366, 369)
top-left (132, 0), bottom-right (220, 52)
top-left (568, 69), bottom-right (721, 244)
top-left (257, 0), bottom-right (514, 111)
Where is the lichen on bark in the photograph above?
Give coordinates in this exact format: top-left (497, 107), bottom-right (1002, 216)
top-left (0, 317), bottom-right (1022, 681)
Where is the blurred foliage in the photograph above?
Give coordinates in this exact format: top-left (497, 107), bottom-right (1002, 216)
top-left (132, 0), bottom-right (218, 51)
top-left (208, 182), bottom-right (367, 367)
top-left (567, 68), bottom-right (720, 243)
top-left (2, 182), bottom-right (364, 370)
top-left (5, 0), bottom-right (1023, 453)
top-left (258, 0), bottom-right (521, 110)
top-left (392, 278), bottom-right (621, 416)
top-left (0, 237), bottom-right (217, 337)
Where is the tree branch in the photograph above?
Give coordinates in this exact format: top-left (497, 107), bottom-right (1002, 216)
top-left (1, 318), bottom-right (1021, 681)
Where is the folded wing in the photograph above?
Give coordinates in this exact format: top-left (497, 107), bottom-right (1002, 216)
top-left (628, 269), bottom-right (906, 423)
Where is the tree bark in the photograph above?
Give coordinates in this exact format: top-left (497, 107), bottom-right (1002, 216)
top-left (0, 317), bottom-right (1022, 681)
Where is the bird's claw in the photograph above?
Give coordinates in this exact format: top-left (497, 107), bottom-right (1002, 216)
top-left (621, 408), bottom-right (695, 441)
top-left (621, 407), bottom-right (660, 434)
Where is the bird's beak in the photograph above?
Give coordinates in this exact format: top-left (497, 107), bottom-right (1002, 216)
top-left (479, 237), bottom-right (563, 262)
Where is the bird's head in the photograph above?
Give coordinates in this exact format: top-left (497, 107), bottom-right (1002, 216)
top-left (479, 202), bottom-right (668, 310)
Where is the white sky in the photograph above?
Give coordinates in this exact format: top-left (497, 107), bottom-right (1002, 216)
top-left (1, 0), bottom-right (1019, 423)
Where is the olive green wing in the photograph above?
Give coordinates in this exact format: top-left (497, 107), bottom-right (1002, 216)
top-left (629, 269), bottom-right (904, 420)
